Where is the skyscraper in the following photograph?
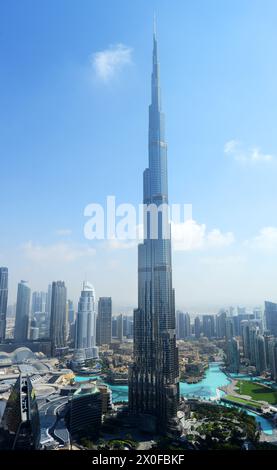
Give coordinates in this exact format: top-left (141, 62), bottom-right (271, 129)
top-left (265, 301), bottom-right (277, 337)
top-left (226, 337), bottom-right (240, 373)
top-left (45, 284), bottom-right (52, 318)
top-left (0, 267), bottom-right (8, 343)
top-left (31, 291), bottom-right (47, 315)
top-left (14, 281), bottom-right (31, 342)
top-left (50, 281), bottom-right (67, 355)
top-left (75, 282), bottom-right (98, 359)
top-left (194, 316), bottom-right (201, 338)
top-left (241, 321), bottom-right (251, 360)
top-left (216, 310), bottom-right (227, 339)
top-left (268, 338), bottom-right (277, 381)
top-left (96, 297), bottom-right (112, 346)
top-left (67, 299), bottom-right (75, 324)
top-left (202, 314), bottom-right (215, 339)
top-left (129, 27), bottom-right (179, 433)
top-left (67, 383), bottom-right (102, 442)
top-left (255, 334), bottom-right (267, 375)
top-left (176, 311), bottom-right (190, 339)
top-left (176, 311), bottom-right (185, 340)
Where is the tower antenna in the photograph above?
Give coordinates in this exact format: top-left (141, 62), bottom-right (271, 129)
top-left (153, 12), bottom-right (157, 38)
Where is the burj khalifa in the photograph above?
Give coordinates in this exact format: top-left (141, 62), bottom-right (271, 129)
top-left (129, 26), bottom-right (179, 433)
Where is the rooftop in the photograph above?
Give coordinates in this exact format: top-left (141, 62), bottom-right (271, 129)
top-left (73, 383), bottom-right (100, 399)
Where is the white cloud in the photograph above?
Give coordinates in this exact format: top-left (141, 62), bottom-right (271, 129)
top-left (246, 227), bottom-right (277, 253)
top-left (172, 220), bottom-right (234, 251)
top-left (224, 140), bottom-right (275, 163)
top-left (224, 140), bottom-right (239, 154)
top-left (206, 229), bottom-right (235, 247)
top-left (91, 43), bottom-right (132, 81)
top-left (101, 220), bottom-right (234, 252)
top-left (22, 241), bottom-right (96, 263)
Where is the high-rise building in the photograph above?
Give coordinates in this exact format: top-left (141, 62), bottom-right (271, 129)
top-left (50, 281), bottom-right (67, 355)
top-left (0, 267), bottom-right (8, 343)
top-left (14, 281), bottom-right (31, 342)
top-left (45, 284), bottom-right (52, 318)
top-left (226, 317), bottom-right (235, 340)
top-left (117, 314), bottom-right (124, 342)
top-left (67, 299), bottom-right (75, 324)
top-left (264, 332), bottom-right (274, 367)
top-left (194, 316), bottom-right (201, 338)
top-left (265, 301), bottom-right (277, 337)
top-left (112, 316), bottom-right (118, 338)
top-left (255, 334), bottom-right (267, 375)
top-left (30, 291), bottom-right (47, 339)
top-left (122, 315), bottom-right (133, 338)
top-left (31, 291), bottom-right (47, 315)
top-left (216, 311), bottom-right (227, 339)
top-left (226, 337), bottom-right (240, 373)
top-left (0, 375), bottom-right (40, 449)
top-left (176, 312), bottom-right (190, 339)
top-left (241, 321), bottom-right (251, 360)
top-left (268, 338), bottom-right (277, 381)
top-left (67, 383), bottom-right (102, 441)
top-left (75, 282), bottom-right (98, 360)
top-left (249, 325), bottom-right (259, 365)
top-left (97, 297), bottom-right (112, 346)
top-left (176, 311), bottom-right (185, 339)
top-left (202, 315), bottom-right (215, 339)
top-left (129, 27), bottom-right (179, 434)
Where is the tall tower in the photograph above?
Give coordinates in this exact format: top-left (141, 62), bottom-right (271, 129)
top-left (50, 280), bottom-right (67, 355)
top-left (96, 297), bottom-right (112, 346)
top-left (129, 26), bottom-right (179, 433)
top-left (14, 280), bottom-right (31, 342)
top-left (75, 281), bottom-right (98, 359)
top-left (0, 267), bottom-right (8, 342)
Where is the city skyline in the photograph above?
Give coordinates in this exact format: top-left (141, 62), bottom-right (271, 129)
top-left (1, 1), bottom-right (277, 311)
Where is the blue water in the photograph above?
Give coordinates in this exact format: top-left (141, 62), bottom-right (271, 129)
top-left (75, 376), bottom-right (100, 382)
top-left (179, 362), bottom-right (230, 399)
top-left (75, 362), bottom-right (273, 435)
top-left (244, 410), bottom-right (273, 435)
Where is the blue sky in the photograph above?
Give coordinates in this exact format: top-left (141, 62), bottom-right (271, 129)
top-left (1, 0), bottom-right (277, 312)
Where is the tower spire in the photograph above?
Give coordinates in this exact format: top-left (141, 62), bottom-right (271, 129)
top-left (151, 15), bottom-right (160, 110)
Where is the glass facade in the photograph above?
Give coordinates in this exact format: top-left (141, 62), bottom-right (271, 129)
top-left (50, 281), bottom-right (67, 354)
top-left (129, 30), bottom-right (179, 433)
top-left (14, 281), bottom-right (31, 342)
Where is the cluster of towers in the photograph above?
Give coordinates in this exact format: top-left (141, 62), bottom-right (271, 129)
top-left (0, 268), bottom-right (115, 360)
top-left (175, 305), bottom-right (277, 380)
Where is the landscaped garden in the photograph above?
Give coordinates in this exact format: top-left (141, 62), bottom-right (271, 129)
top-left (222, 394), bottom-right (263, 411)
top-left (235, 380), bottom-right (277, 405)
